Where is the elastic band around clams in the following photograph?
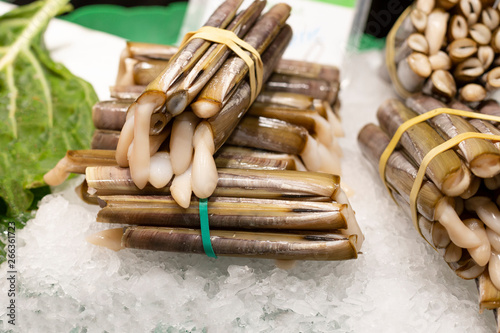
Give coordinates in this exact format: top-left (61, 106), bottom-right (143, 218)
top-left (199, 198), bottom-right (217, 258)
top-left (179, 26), bottom-right (264, 104)
top-left (385, 5), bottom-right (415, 99)
top-left (378, 108), bottom-right (500, 238)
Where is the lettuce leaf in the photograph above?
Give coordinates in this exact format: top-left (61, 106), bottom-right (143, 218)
top-left (0, 0), bottom-right (97, 217)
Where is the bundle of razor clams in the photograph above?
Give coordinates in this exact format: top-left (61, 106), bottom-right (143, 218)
top-left (44, 0), bottom-right (363, 262)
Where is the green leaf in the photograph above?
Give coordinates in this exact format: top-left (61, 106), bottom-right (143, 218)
top-left (0, 0), bottom-right (98, 218)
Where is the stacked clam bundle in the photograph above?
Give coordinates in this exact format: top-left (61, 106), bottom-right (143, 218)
top-left (44, 0), bottom-right (363, 261)
top-left (358, 93), bottom-right (500, 324)
top-left (387, 0), bottom-right (500, 105)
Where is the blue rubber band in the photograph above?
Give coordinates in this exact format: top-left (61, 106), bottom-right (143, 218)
top-left (199, 198), bottom-right (217, 258)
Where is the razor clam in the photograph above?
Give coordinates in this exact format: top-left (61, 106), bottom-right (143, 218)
top-left (109, 85), bottom-right (144, 100)
top-left (131, 59), bottom-right (173, 89)
top-left (214, 145), bottom-right (306, 171)
top-left (478, 270), bottom-right (500, 311)
top-left (190, 3), bottom-right (292, 118)
top-left (377, 99), bottom-right (471, 197)
top-left (463, 218), bottom-right (491, 266)
top-left (86, 167), bottom-right (343, 201)
top-left (452, 99), bottom-right (500, 151)
top-left (95, 195), bottom-right (348, 231)
top-left (87, 226), bottom-right (359, 261)
top-left (395, 33), bottom-right (429, 64)
top-left (444, 242), bottom-right (463, 263)
top-left (357, 122), bottom-right (482, 248)
top-left (272, 59), bottom-right (340, 86)
top-left (115, 42), bottom-right (178, 87)
top-left (478, 98), bottom-right (500, 120)
top-left (406, 94), bottom-right (500, 178)
top-left (262, 73), bottom-right (339, 106)
top-left (123, 41), bottom-right (178, 60)
top-left (410, 7), bottom-right (428, 32)
top-left (447, 38), bottom-right (478, 64)
top-left (225, 115), bottom-right (340, 175)
top-left (44, 149), bottom-right (117, 186)
top-left (254, 90), bottom-right (315, 109)
top-left (448, 15), bottom-right (469, 41)
top-left (470, 23), bottom-right (493, 45)
top-left (247, 102), bottom-right (333, 147)
top-left (491, 27), bottom-right (500, 52)
top-left (163, 0), bottom-right (267, 116)
top-left (483, 67), bottom-right (500, 90)
top-left (75, 180), bottom-right (98, 205)
top-left (428, 51), bottom-right (452, 71)
top-left (478, 45), bottom-right (495, 70)
top-left (169, 111), bottom-right (199, 176)
top-left (453, 57), bottom-right (485, 83)
top-left (450, 255), bottom-right (486, 280)
top-left (430, 219), bottom-right (452, 248)
top-left (92, 99), bottom-right (130, 132)
top-left (459, 174), bottom-right (481, 199)
top-left (481, 6), bottom-right (500, 30)
top-left (458, 0), bottom-right (482, 25)
top-left (459, 83), bottom-right (488, 104)
top-left (396, 52), bottom-right (432, 93)
top-left (91, 129), bottom-right (121, 150)
top-left (422, 69), bottom-right (457, 101)
top-left (465, 196), bottom-right (500, 235)
top-left (425, 8), bottom-right (449, 55)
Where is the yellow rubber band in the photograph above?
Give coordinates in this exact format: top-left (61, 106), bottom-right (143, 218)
top-left (385, 6), bottom-right (414, 99)
top-left (378, 107), bottom-right (500, 237)
top-left (179, 26), bottom-right (264, 104)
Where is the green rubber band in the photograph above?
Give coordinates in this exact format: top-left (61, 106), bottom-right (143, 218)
top-left (199, 198), bottom-right (217, 258)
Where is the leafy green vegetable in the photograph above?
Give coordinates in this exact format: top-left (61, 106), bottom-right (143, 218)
top-left (0, 0), bottom-right (98, 219)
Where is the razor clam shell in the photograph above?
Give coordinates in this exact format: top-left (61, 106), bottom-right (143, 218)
top-left (207, 24), bottom-right (293, 151)
top-left (263, 73), bottom-right (339, 105)
top-left (406, 94), bottom-right (500, 178)
top-left (214, 146), bottom-right (302, 171)
top-left (422, 69), bottom-right (457, 101)
top-left (377, 99), bottom-right (466, 193)
top-left (357, 123), bottom-right (443, 221)
top-left (96, 195), bottom-right (348, 231)
top-left (91, 129), bottom-right (121, 150)
top-left (191, 3), bottom-right (292, 115)
top-left (226, 116), bottom-right (308, 155)
top-left (144, 0), bottom-right (243, 93)
top-left (86, 166), bottom-right (341, 200)
top-left (273, 59), bottom-right (340, 85)
top-left (165, 0), bottom-right (267, 115)
top-left (478, 270), bottom-right (500, 311)
top-left (121, 226), bottom-right (358, 260)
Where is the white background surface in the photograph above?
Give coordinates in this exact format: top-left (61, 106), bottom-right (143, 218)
top-left (0, 1), bottom-right (497, 332)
